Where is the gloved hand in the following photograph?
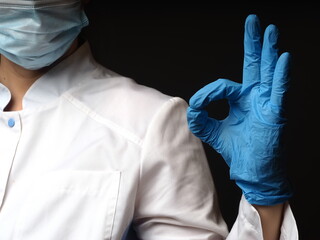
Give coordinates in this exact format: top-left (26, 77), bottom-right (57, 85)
top-left (187, 14), bottom-right (292, 206)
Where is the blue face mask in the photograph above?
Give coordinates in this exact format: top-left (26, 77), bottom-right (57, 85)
top-left (0, 0), bottom-right (89, 70)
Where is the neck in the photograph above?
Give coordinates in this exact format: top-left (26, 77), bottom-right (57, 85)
top-left (0, 39), bottom-right (79, 111)
top-left (0, 57), bottom-right (46, 111)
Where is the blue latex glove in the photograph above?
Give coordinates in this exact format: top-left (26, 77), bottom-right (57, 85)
top-left (187, 14), bottom-right (292, 206)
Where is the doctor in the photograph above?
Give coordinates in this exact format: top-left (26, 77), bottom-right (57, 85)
top-left (0, 0), bottom-right (297, 239)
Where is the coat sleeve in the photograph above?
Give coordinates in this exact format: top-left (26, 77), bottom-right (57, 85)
top-left (133, 97), bottom-right (298, 240)
top-left (227, 195), bottom-right (298, 239)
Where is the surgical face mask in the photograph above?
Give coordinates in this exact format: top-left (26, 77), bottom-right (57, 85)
top-left (0, 0), bottom-right (89, 70)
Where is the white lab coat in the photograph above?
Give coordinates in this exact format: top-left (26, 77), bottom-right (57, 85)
top-left (0, 42), bottom-right (298, 239)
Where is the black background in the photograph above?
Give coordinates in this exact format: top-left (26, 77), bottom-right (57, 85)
top-left (84, 3), bottom-right (319, 239)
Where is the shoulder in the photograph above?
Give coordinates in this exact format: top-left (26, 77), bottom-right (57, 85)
top-left (68, 63), bottom-right (188, 141)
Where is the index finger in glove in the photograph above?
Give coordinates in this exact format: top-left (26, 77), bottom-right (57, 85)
top-left (187, 79), bottom-right (241, 144)
top-left (189, 78), bottom-right (242, 109)
top-left (186, 107), bottom-right (216, 144)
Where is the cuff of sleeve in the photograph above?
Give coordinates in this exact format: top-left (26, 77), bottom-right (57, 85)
top-left (227, 195), bottom-right (263, 239)
top-left (280, 201), bottom-right (299, 240)
top-left (230, 195), bottom-right (298, 240)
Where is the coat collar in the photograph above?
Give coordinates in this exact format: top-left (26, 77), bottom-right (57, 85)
top-left (0, 41), bottom-right (96, 112)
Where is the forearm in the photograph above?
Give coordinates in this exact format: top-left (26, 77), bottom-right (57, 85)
top-left (253, 203), bottom-right (284, 240)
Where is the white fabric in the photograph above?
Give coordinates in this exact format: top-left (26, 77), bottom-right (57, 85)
top-left (0, 42), bottom-right (298, 239)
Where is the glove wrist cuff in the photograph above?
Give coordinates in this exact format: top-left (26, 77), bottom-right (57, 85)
top-left (235, 179), bottom-right (293, 206)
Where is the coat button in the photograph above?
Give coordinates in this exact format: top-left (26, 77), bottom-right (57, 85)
top-left (8, 118), bottom-right (15, 128)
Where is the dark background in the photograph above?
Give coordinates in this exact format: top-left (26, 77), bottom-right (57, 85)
top-left (84, 3), bottom-right (319, 239)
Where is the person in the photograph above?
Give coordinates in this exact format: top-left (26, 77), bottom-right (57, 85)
top-left (0, 0), bottom-right (298, 239)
